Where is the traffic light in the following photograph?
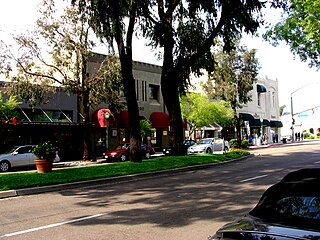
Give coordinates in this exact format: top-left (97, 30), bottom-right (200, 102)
top-left (292, 118), bottom-right (295, 125)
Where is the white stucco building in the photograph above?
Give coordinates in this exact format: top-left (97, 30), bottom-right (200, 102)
top-left (238, 76), bottom-right (282, 144)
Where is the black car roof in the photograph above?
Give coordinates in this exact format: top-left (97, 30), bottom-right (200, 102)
top-left (249, 169), bottom-right (320, 231)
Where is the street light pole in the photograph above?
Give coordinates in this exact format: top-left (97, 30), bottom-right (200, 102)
top-left (291, 93), bottom-right (294, 142)
top-left (290, 82), bottom-right (319, 142)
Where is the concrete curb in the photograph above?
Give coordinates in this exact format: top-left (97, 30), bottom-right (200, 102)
top-left (0, 154), bottom-right (253, 199)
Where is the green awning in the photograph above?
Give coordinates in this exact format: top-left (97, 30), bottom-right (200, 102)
top-left (257, 84), bottom-right (267, 93)
top-left (239, 113), bottom-right (270, 127)
top-left (270, 120), bottom-right (283, 128)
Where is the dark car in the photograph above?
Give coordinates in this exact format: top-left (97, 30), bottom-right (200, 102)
top-left (162, 139), bottom-right (196, 155)
top-left (103, 143), bottom-right (155, 162)
top-left (209, 168), bottom-right (320, 240)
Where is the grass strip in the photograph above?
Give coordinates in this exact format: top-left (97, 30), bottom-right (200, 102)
top-left (0, 149), bottom-right (249, 191)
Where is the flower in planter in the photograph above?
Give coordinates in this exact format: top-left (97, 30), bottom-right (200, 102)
top-left (32, 142), bottom-right (57, 161)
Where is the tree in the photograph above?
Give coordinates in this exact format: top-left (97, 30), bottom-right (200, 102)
top-left (180, 92), bottom-right (233, 137)
top-left (74, 0), bottom-right (146, 162)
top-left (279, 105), bottom-right (286, 116)
top-left (0, 94), bottom-right (21, 123)
top-left (0, 0), bottom-right (123, 161)
top-left (140, 119), bottom-right (153, 144)
top-left (140, 0), bottom-right (268, 153)
top-left (202, 41), bottom-right (260, 147)
top-left (263, 0), bottom-right (320, 69)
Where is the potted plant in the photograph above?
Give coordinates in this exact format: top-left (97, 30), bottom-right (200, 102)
top-left (32, 142), bottom-right (57, 173)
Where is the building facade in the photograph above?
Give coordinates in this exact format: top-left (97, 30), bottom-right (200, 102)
top-left (237, 76), bottom-right (283, 144)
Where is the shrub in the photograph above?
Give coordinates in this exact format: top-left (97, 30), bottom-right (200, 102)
top-left (32, 142), bottom-right (57, 160)
top-left (241, 139), bottom-right (249, 148)
top-left (229, 139), bottom-right (238, 148)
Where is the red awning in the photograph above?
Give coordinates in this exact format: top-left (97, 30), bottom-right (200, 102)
top-left (149, 112), bottom-right (170, 128)
top-left (92, 108), bottom-right (114, 127)
top-left (118, 110), bottom-right (129, 128)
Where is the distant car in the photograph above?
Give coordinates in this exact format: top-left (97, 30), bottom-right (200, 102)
top-left (103, 143), bottom-right (155, 162)
top-left (209, 168), bottom-right (320, 240)
top-left (187, 138), bottom-right (229, 155)
top-left (0, 145), bottom-right (60, 172)
top-left (162, 139), bottom-right (196, 155)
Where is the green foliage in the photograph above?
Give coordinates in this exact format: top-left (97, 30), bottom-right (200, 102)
top-left (229, 139), bottom-right (249, 149)
top-left (203, 40), bottom-right (260, 109)
top-left (32, 142), bottom-right (57, 160)
top-left (180, 92), bottom-right (234, 134)
top-left (140, 119), bottom-right (153, 140)
top-left (229, 139), bottom-right (239, 148)
top-left (241, 139), bottom-right (249, 148)
top-left (264, 0), bottom-right (320, 68)
top-left (0, 94), bottom-right (21, 120)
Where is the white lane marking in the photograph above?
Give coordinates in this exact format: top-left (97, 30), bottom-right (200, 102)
top-left (314, 161), bottom-right (320, 164)
top-left (2, 213), bottom-right (106, 238)
top-left (239, 174), bottom-right (268, 183)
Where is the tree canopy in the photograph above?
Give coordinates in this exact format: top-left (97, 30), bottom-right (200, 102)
top-left (0, 0), bottom-right (123, 160)
top-left (180, 92), bottom-right (233, 137)
top-left (203, 41), bottom-right (260, 146)
top-left (264, 0), bottom-right (320, 69)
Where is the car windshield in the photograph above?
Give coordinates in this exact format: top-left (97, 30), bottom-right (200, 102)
top-left (249, 175), bottom-right (320, 230)
top-left (197, 139), bottom-right (212, 144)
top-left (5, 146), bottom-right (18, 154)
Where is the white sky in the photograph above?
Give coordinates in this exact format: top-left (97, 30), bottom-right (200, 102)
top-left (1, 0), bottom-right (319, 115)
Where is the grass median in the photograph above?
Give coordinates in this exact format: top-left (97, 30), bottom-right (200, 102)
top-left (0, 149), bottom-right (250, 191)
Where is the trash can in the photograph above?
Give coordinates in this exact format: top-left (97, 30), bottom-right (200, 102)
top-left (282, 138), bottom-right (287, 143)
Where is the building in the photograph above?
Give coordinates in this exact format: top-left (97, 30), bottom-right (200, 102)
top-left (0, 53), bottom-right (171, 158)
top-left (238, 76), bottom-right (283, 144)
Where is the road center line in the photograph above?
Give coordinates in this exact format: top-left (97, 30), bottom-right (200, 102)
top-left (314, 161), bottom-right (320, 164)
top-left (239, 174), bottom-right (268, 183)
top-left (2, 213), bottom-right (106, 238)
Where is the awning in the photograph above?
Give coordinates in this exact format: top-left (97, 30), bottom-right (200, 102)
top-left (239, 113), bottom-right (270, 127)
top-left (118, 110), bottom-right (129, 128)
top-left (270, 120), bottom-right (283, 128)
top-left (149, 112), bottom-right (170, 128)
top-left (257, 84), bottom-right (267, 93)
top-left (201, 122), bottom-right (223, 131)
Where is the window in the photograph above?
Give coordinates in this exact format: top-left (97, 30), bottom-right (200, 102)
top-left (149, 84), bottom-right (159, 101)
top-left (272, 91), bottom-right (275, 107)
top-left (257, 92), bottom-right (261, 106)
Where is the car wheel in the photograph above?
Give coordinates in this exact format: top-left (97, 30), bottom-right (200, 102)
top-left (145, 152), bottom-right (151, 159)
top-left (0, 160), bottom-right (11, 172)
top-left (206, 148), bottom-right (212, 154)
top-left (120, 154), bottom-right (127, 162)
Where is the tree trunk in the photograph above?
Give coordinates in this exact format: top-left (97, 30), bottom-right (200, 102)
top-left (161, 34), bottom-right (184, 155)
top-left (116, 32), bottom-right (142, 162)
top-left (233, 108), bottom-right (241, 148)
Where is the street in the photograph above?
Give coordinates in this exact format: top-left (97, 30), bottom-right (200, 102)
top-left (1, 140), bottom-right (320, 240)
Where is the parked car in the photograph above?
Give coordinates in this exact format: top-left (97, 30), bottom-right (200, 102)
top-left (209, 168), bottom-right (320, 240)
top-left (0, 145), bottom-right (60, 172)
top-left (103, 143), bottom-right (155, 162)
top-left (162, 139), bottom-right (196, 155)
top-left (187, 138), bottom-right (229, 155)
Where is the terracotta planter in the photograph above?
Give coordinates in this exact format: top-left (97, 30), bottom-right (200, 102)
top-left (34, 159), bottom-right (53, 173)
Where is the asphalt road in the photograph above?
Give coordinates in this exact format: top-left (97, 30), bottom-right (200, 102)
top-left (1, 140), bottom-right (320, 240)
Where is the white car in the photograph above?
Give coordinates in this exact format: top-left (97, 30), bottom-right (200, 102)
top-left (187, 138), bottom-right (230, 155)
top-left (0, 145), bottom-right (60, 172)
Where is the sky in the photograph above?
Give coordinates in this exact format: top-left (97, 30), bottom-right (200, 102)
top-left (1, 0), bottom-right (319, 116)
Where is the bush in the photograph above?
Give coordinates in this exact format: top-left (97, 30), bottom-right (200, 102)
top-left (241, 139), bottom-right (249, 148)
top-left (229, 139), bottom-right (238, 148)
top-left (229, 139), bottom-right (249, 149)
